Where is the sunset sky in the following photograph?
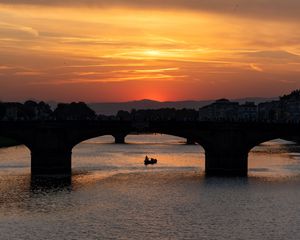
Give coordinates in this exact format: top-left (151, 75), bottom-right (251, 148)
top-left (0, 0), bottom-right (300, 102)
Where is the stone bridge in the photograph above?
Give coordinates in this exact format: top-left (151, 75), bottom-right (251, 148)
top-left (0, 120), bottom-right (299, 177)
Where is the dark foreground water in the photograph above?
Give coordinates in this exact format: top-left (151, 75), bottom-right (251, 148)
top-left (1, 135), bottom-right (300, 239)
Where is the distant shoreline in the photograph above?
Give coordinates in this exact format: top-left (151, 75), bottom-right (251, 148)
top-left (0, 136), bottom-right (20, 148)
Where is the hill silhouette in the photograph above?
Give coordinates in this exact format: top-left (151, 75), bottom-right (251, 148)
top-left (87, 97), bottom-right (277, 115)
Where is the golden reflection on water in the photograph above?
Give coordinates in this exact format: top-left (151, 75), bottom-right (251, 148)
top-left (1, 136), bottom-right (300, 240)
top-left (0, 135), bottom-right (300, 185)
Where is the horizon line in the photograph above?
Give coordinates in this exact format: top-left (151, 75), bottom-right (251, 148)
top-left (1, 96), bottom-right (279, 104)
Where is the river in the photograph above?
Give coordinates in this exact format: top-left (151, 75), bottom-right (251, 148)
top-left (0, 134), bottom-right (300, 239)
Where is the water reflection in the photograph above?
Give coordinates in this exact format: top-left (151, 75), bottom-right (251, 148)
top-left (202, 176), bottom-right (249, 189)
top-left (30, 176), bottom-right (72, 194)
top-left (1, 135), bottom-right (300, 240)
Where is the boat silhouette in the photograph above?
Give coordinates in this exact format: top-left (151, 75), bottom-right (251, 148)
top-left (144, 156), bottom-right (158, 165)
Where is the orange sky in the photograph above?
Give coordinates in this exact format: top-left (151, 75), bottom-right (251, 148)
top-left (0, 1), bottom-right (300, 102)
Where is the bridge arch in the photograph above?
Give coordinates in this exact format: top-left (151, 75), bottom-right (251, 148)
top-left (249, 138), bottom-right (297, 152)
top-left (0, 135), bottom-right (31, 175)
top-left (71, 131), bottom-right (207, 151)
top-left (246, 133), bottom-right (299, 153)
top-left (137, 129), bottom-right (209, 151)
top-left (70, 127), bottom-right (208, 150)
top-left (248, 138), bottom-right (298, 174)
top-left (72, 133), bottom-right (205, 173)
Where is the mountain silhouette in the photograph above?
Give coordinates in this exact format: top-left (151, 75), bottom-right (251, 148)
top-left (87, 97), bottom-right (277, 115)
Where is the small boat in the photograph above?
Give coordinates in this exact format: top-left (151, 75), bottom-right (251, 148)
top-left (144, 156), bottom-right (158, 165)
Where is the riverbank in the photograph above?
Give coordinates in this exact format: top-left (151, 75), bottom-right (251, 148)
top-left (0, 136), bottom-right (19, 148)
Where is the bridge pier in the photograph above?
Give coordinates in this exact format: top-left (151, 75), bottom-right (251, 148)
top-left (202, 130), bottom-right (250, 177)
top-left (113, 133), bottom-right (127, 144)
top-left (31, 148), bottom-right (72, 176)
top-left (205, 149), bottom-right (248, 176)
top-left (29, 128), bottom-right (73, 177)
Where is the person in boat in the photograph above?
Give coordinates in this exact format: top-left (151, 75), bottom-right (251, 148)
top-left (144, 155), bottom-right (158, 165)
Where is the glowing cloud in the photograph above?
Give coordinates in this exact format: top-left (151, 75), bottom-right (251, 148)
top-left (0, 2), bottom-right (299, 101)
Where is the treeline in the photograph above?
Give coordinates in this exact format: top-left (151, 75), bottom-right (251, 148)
top-left (0, 100), bottom-right (199, 121)
top-left (0, 101), bottom-right (96, 121)
top-left (1, 89), bottom-right (300, 122)
top-left (280, 90), bottom-right (300, 101)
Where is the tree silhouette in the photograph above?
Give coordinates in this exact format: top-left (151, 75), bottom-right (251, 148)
top-left (53, 102), bottom-right (96, 120)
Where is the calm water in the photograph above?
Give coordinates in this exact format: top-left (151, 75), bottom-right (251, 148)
top-left (1, 134), bottom-right (300, 239)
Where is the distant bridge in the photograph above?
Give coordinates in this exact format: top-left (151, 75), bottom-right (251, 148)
top-left (0, 120), bottom-right (300, 177)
